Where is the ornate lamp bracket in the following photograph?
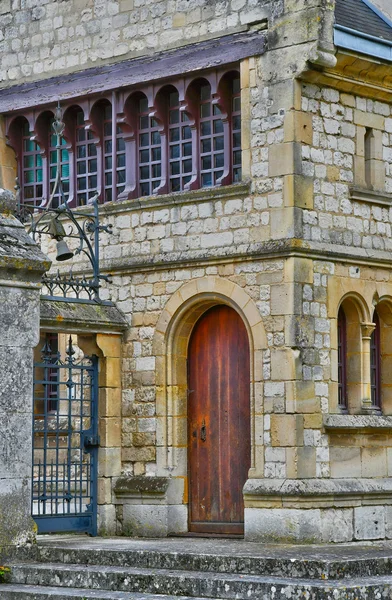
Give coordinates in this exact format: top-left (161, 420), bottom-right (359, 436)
top-left (18, 104), bottom-right (113, 305)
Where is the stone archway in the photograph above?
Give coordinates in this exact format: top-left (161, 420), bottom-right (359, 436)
top-left (153, 276), bottom-right (266, 534)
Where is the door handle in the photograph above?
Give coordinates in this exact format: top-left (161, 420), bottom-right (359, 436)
top-left (200, 419), bottom-right (206, 442)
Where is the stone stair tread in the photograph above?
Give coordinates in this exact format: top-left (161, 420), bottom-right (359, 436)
top-left (8, 561), bottom-right (392, 588)
top-left (0, 584), bottom-right (221, 599)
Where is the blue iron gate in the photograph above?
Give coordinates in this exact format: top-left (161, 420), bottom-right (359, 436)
top-left (32, 336), bottom-right (99, 536)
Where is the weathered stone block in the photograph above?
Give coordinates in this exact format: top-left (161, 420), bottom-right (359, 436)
top-left (354, 506), bottom-right (385, 540)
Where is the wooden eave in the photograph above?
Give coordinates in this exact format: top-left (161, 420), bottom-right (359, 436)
top-left (0, 30), bottom-right (267, 114)
top-left (301, 49), bottom-right (392, 101)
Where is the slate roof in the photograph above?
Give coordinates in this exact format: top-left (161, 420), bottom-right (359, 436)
top-left (335, 0), bottom-right (392, 42)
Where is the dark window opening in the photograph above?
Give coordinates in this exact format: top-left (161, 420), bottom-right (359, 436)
top-left (370, 311), bottom-right (381, 410)
top-left (337, 306), bottom-right (348, 412)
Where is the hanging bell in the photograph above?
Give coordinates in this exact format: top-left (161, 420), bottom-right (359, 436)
top-left (56, 239), bottom-right (74, 262)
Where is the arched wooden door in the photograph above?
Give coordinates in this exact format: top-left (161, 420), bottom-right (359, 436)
top-left (188, 305), bottom-right (250, 535)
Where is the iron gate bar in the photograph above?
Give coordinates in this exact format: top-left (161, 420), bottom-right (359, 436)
top-left (32, 336), bottom-right (98, 536)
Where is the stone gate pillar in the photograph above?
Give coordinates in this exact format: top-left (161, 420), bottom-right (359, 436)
top-left (0, 190), bottom-right (49, 558)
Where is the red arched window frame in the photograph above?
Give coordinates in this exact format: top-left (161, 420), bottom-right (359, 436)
top-left (337, 306), bottom-right (348, 412)
top-left (7, 66), bottom-right (242, 207)
top-left (9, 117), bottom-right (44, 209)
top-left (370, 311), bottom-right (381, 410)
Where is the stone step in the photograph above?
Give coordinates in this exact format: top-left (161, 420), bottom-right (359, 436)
top-left (14, 540), bottom-right (392, 580)
top-left (7, 562), bottom-right (392, 600)
top-left (0, 585), bottom-right (218, 600)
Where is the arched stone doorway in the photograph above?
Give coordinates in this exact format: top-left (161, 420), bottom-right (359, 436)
top-left (188, 304), bottom-right (251, 534)
top-left (153, 276), bottom-right (266, 535)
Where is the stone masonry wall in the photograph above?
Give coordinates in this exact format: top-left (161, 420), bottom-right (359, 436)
top-left (0, 0), bottom-right (283, 86)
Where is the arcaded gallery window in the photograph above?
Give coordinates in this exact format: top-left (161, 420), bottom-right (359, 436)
top-left (6, 68), bottom-right (242, 208)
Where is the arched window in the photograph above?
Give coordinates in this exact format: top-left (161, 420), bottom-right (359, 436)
top-left (337, 306), bottom-right (348, 412)
top-left (49, 117), bottom-right (70, 208)
top-left (17, 119), bottom-right (43, 208)
top-left (73, 107), bottom-right (98, 206)
top-left (167, 89), bottom-right (192, 192)
top-left (198, 82), bottom-right (224, 188)
top-left (137, 95), bottom-right (162, 196)
top-left (370, 310), bottom-right (381, 409)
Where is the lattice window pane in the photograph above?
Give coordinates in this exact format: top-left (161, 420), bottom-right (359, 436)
top-left (49, 120), bottom-right (70, 208)
top-left (168, 91), bottom-right (192, 192)
top-left (232, 76), bottom-right (242, 183)
top-left (199, 84), bottom-right (224, 187)
top-left (75, 109), bottom-right (97, 206)
top-left (21, 121), bottom-right (43, 207)
top-left (138, 97), bottom-right (162, 196)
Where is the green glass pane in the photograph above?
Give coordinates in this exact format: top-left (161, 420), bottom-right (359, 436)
top-left (139, 97), bottom-right (148, 113)
top-left (170, 178), bottom-right (180, 191)
top-left (61, 149), bottom-right (69, 162)
top-left (50, 151), bottom-right (57, 163)
top-left (170, 128), bottom-right (180, 142)
top-left (88, 158), bottom-right (97, 173)
top-left (213, 105), bottom-right (222, 116)
top-left (233, 77), bottom-right (240, 94)
top-left (88, 143), bottom-right (97, 157)
top-left (77, 145), bottom-right (86, 158)
top-left (140, 166), bottom-right (149, 180)
top-left (37, 169), bottom-right (43, 183)
top-left (105, 156), bottom-right (112, 170)
top-left (62, 163), bottom-right (70, 178)
top-left (201, 85), bottom-right (210, 101)
top-left (233, 97), bottom-right (241, 112)
top-left (183, 142), bottom-right (192, 156)
top-left (201, 122), bottom-right (211, 136)
top-left (117, 170), bottom-right (126, 184)
top-left (24, 155), bottom-right (34, 168)
top-left (201, 156), bottom-right (211, 170)
top-left (50, 166), bottom-right (57, 179)
top-left (117, 154), bottom-right (126, 168)
top-left (104, 122), bottom-right (111, 136)
top-left (201, 103), bottom-right (210, 118)
top-left (105, 173), bottom-right (112, 186)
top-left (36, 155), bottom-right (42, 167)
top-left (170, 161), bottom-right (180, 176)
top-left (152, 147), bottom-right (161, 161)
top-left (169, 92), bottom-right (179, 107)
top-left (233, 116), bottom-right (241, 130)
top-left (89, 175), bottom-right (97, 188)
top-left (24, 170), bottom-right (35, 184)
top-left (169, 109), bottom-right (179, 124)
top-left (140, 149), bottom-right (149, 163)
top-left (77, 161), bottom-right (86, 175)
top-left (151, 131), bottom-right (160, 145)
top-left (213, 119), bottom-right (224, 134)
top-left (139, 115), bottom-right (148, 129)
top-left (170, 145), bottom-right (180, 159)
top-left (117, 138), bottom-right (125, 151)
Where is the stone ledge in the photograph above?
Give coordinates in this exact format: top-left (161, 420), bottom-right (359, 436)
top-left (324, 415), bottom-right (392, 432)
top-left (114, 476), bottom-right (170, 503)
top-left (99, 181), bottom-right (251, 216)
top-left (40, 299), bottom-right (128, 334)
top-left (244, 478), bottom-right (392, 509)
top-left (350, 186), bottom-right (392, 207)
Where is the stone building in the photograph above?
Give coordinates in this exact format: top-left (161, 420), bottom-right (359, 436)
top-left (1, 0), bottom-right (392, 545)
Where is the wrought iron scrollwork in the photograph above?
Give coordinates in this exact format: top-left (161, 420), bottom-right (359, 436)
top-left (16, 104), bottom-right (113, 305)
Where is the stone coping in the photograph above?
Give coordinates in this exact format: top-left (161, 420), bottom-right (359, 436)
top-left (40, 299), bottom-right (128, 334)
top-left (323, 414), bottom-right (392, 431)
top-left (0, 212), bottom-right (50, 276)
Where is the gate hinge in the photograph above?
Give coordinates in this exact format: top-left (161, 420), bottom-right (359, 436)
top-left (83, 433), bottom-right (100, 449)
